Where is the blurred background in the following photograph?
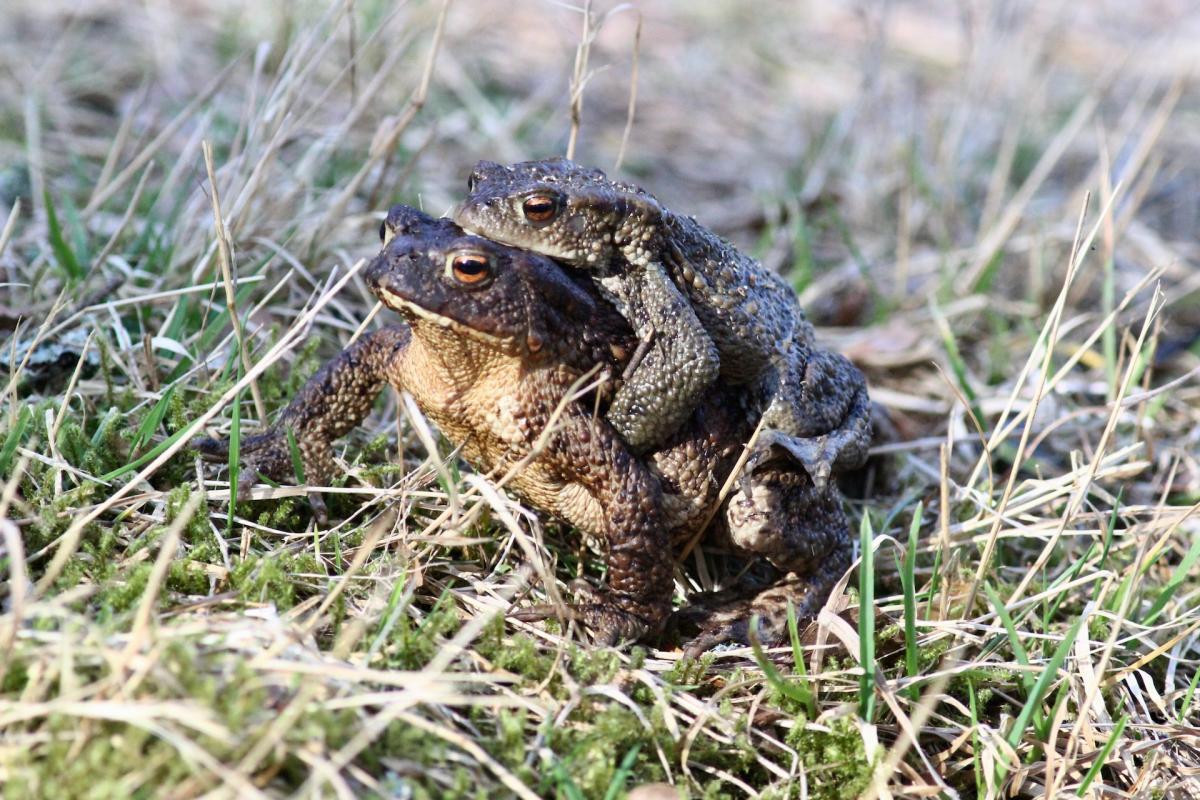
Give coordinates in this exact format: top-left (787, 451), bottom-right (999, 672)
top-left (3, 0), bottom-right (1199, 445)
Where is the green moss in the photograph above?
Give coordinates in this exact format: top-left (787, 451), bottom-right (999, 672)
top-left (542, 705), bottom-right (669, 797)
top-left (2, 714), bottom-right (204, 799)
top-left (491, 708), bottom-right (531, 772)
top-left (918, 634), bottom-right (952, 670)
top-left (231, 553), bottom-right (305, 610)
top-left (357, 462), bottom-right (407, 496)
top-left (476, 622), bottom-right (555, 684)
top-left (101, 562), bottom-right (152, 614)
top-left (25, 483), bottom-right (101, 557)
top-left (375, 591), bottom-right (462, 670)
top-left (163, 484), bottom-right (217, 551)
top-left (253, 494), bottom-right (305, 530)
top-left (665, 653), bottom-right (713, 689)
top-left (163, 384), bottom-right (192, 434)
top-left (166, 560), bottom-right (210, 595)
top-left (87, 419), bottom-right (128, 475)
top-left (358, 432), bottom-right (398, 466)
top-left (88, 406), bottom-right (129, 468)
top-left (784, 716), bottom-right (875, 800)
top-left (568, 645), bottom-right (621, 685)
top-left (284, 336), bottom-right (325, 398)
top-left (1, 651), bottom-right (28, 693)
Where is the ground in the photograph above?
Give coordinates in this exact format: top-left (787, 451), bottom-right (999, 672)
top-left (2, 1), bottom-right (1200, 798)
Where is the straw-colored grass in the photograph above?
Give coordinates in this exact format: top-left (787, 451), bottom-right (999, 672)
top-left (2, 1), bottom-right (1199, 797)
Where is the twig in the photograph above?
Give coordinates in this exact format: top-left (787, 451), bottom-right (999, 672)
top-left (613, 10), bottom-right (642, 172)
top-left (202, 140), bottom-right (268, 424)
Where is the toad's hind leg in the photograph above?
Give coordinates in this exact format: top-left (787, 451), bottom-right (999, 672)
top-left (680, 468), bottom-right (852, 656)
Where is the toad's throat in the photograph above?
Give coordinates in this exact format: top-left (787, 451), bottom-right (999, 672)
top-left (374, 286), bottom-right (507, 347)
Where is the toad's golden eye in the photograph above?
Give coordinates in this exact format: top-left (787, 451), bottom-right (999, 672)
top-left (448, 253), bottom-right (492, 285)
top-left (521, 194), bottom-right (558, 223)
top-left (379, 220), bottom-right (389, 243)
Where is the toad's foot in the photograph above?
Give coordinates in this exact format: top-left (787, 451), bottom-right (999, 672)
top-left (512, 581), bottom-right (670, 647)
top-left (753, 350), bottom-right (872, 490)
top-left (193, 428), bottom-right (331, 523)
top-left (676, 572), bottom-right (836, 658)
top-left (744, 427), bottom-right (863, 492)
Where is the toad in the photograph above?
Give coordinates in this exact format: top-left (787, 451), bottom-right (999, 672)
top-left (195, 207), bottom-right (852, 649)
top-left (454, 158), bottom-right (872, 488)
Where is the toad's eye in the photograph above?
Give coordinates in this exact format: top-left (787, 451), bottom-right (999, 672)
top-left (379, 219), bottom-right (389, 243)
top-left (521, 194), bottom-right (558, 224)
top-left (467, 173), bottom-right (478, 192)
top-left (448, 252), bottom-right (493, 285)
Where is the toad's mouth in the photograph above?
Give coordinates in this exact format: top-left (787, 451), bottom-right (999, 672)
top-left (454, 215), bottom-right (522, 248)
top-left (374, 286), bottom-right (507, 347)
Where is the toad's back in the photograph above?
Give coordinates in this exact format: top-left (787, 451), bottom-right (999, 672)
top-left (659, 209), bottom-right (807, 382)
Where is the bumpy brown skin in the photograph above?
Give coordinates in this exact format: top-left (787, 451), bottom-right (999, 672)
top-left (194, 207), bottom-right (854, 650)
top-left (201, 325), bottom-right (413, 522)
top-left (453, 157), bottom-right (872, 489)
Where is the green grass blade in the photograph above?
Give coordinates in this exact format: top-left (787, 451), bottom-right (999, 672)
top-left (1006, 611), bottom-right (1085, 748)
top-left (968, 679), bottom-right (984, 797)
top-left (982, 583), bottom-right (1034, 693)
top-left (1179, 666), bottom-right (1200, 722)
top-left (750, 614), bottom-right (815, 712)
top-left (547, 755), bottom-right (586, 800)
top-left (901, 502), bottom-right (922, 701)
top-left (785, 599), bottom-right (817, 717)
top-left (60, 192), bottom-right (91, 266)
top-left (1142, 535), bottom-right (1200, 625)
top-left (601, 743), bottom-right (642, 800)
top-left (285, 425), bottom-right (306, 483)
top-left (1075, 714), bottom-right (1127, 796)
top-left (0, 405), bottom-right (33, 478)
top-left (43, 189), bottom-right (84, 283)
top-left (1098, 491), bottom-right (1122, 568)
top-left (131, 385), bottom-right (176, 452)
top-left (99, 424), bottom-right (193, 482)
top-left (370, 574), bottom-right (411, 654)
top-left (88, 407), bottom-right (120, 447)
top-left (1047, 541), bottom-right (1097, 621)
top-left (787, 598), bottom-right (805, 670)
top-left (858, 512), bottom-right (876, 722)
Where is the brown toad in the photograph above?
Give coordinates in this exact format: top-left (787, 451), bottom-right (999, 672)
top-left (195, 207), bottom-right (852, 650)
top-left (454, 157), bottom-right (871, 488)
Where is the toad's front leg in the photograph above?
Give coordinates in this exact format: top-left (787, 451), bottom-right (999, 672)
top-left (514, 413), bottom-right (675, 646)
top-left (193, 325), bottom-right (411, 519)
top-left (603, 261), bottom-right (720, 454)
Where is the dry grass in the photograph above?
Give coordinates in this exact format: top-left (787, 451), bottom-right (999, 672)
top-left (2, 1), bottom-right (1200, 797)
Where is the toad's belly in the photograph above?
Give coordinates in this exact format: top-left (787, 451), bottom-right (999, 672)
top-left (417, 378), bottom-right (614, 542)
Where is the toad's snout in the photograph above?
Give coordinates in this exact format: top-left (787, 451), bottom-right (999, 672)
top-left (365, 245), bottom-right (418, 294)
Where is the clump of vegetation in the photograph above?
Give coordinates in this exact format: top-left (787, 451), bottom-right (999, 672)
top-left (1, 1), bottom-right (1197, 797)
